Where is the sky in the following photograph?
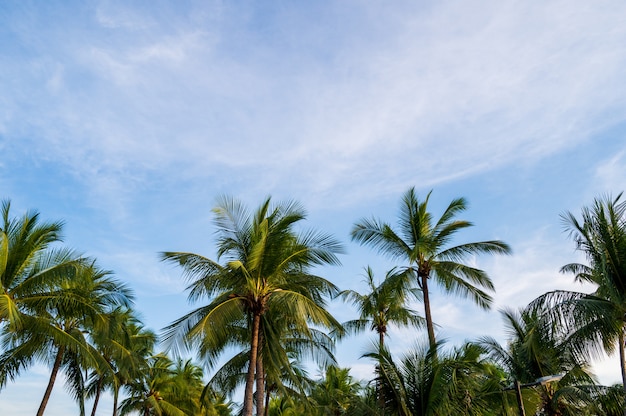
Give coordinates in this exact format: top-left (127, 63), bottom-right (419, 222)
top-left (1, 0), bottom-right (626, 414)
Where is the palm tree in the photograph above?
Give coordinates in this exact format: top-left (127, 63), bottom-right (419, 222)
top-left (119, 354), bottom-right (188, 416)
top-left (365, 339), bottom-right (503, 416)
top-left (161, 196), bottom-right (344, 416)
top-left (121, 356), bottom-right (233, 416)
top-left (530, 193), bottom-right (626, 415)
top-left (1, 261), bottom-right (133, 415)
top-left (163, 358), bottom-right (215, 415)
top-left (479, 307), bottom-right (597, 416)
top-left (337, 267), bottom-right (423, 410)
top-left (85, 308), bottom-right (157, 416)
top-left (351, 188), bottom-right (511, 348)
top-left (308, 365), bottom-right (369, 416)
top-left (206, 306), bottom-right (336, 416)
top-left (0, 199), bottom-right (84, 334)
top-left (337, 266), bottom-right (423, 350)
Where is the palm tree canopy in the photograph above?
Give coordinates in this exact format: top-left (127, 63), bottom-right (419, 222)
top-left (337, 266), bottom-right (423, 338)
top-left (0, 200), bottom-right (87, 331)
top-left (530, 193), bottom-right (626, 358)
top-left (351, 188), bottom-right (511, 308)
top-left (365, 339), bottom-right (504, 416)
top-left (351, 188), bottom-right (511, 348)
top-left (161, 196), bottom-right (345, 415)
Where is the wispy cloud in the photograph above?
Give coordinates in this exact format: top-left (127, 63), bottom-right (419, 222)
top-left (3, 0), bottom-right (626, 215)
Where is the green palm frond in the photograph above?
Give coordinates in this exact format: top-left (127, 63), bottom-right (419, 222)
top-left (352, 188), bottom-right (511, 347)
top-left (162, 196), bottom-right (344, 415)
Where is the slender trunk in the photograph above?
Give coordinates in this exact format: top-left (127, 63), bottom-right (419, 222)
top-left (264, 385), bottom-right (271, 416)
top-left (36, 345), bottom-right (65, 416)
top-left (256, 330), bottom-right (265, 416)
top-left (619, 324), bottom-right (626, 416)
top-left (421, 275), bottom-right (436, 348)
top-left (112, 384), bottom-right (119, 416)
top-left (243, 312), bottom-right (261, 416)
top-left (90, 377), bottom-right (103, 416)
top-left (378, 331), bottom-right (385, 411)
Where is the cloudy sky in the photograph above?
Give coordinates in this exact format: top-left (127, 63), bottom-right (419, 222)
top-left (2, 0), bottom-right (626, 414)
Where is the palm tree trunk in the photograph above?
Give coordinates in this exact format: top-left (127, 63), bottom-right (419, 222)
top-left (112, 385), bottom-right (120, 416)
top-left (421, 274), bottom-right (436, 348)
top-left (378, 331), bottom-right (385, 410)
top-left (243, 312), bottom-right (261, 416)
top-left (264, 385), bottom-right (271, 416)
top-left (256, 331), bottom-right (265, 416)
top-left (618, 324), bottom-right (626, 416)
top-left (90, 377), bottom-right (103, 416)
top-left (36, 345), bottom-right (65, 416)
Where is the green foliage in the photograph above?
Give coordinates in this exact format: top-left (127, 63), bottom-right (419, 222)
top-left (480, 306), bottom-right (598, 415)
top-left (162, 196), bottom-right (344, 416)
top-left (352, 188), bottom-right (511, 347)
top-left (336, 266), bottom-right (424, 348)
top-left (3, 191), bottom-right (626, 415)
top-left (365, 339), bottom-right (505, 416)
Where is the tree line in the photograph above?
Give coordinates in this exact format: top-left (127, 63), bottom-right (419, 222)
top-left (1, 188), bottom-right (625, 415)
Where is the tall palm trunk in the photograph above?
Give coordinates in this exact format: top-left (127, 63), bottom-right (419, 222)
top-left (37, 345), bottom-right (65, 416)
top-left (618, 324), bottom-right (626, 416)
top-left (256, 331), bottom-right (265, 416)
top-left (378, 330), bottom-right (385, 410)
top-left (264, 385), bottom-right (272, 416)
top-left (90, 377), bottom-right (104, 416)
top-left (421, 274), bottom-right (436, 348)
top-left (112, 384), bottom-right (120, 416)
top-left (243, 312), bottom-right (261, 416)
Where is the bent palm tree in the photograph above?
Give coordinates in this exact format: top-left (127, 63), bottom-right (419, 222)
top-left (161, 196), bottom-right (344, 416)
top-left (351, 188), bottom-right (511, 348)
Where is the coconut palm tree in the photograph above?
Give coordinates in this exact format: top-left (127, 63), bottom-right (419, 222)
top-left (0, 199), bottom-right (85, 334)
top-left (121, 356), bottom-right (233, 416)
top-left (308, 365), bottom-right (370, 416)
top-left (337, 267), bottom-right (423, 410)
top-left (161, 196), bottom-right (344, 416)
top-left (351, 188), bottom-right (511, 348)
top-left (366, 339), bottom-right (504, 416)
top-left (0, 262), bottom-right (133, 415)
top-left (337, 266), bottom-right (423, 350)
top-left (479, 306), bottom-right (597, 416)
top-left (85, 308), bottom-right (157, 416)
top-left (206, 307), bottom-right (335, 416)
top-left (118, 354), bottom-right (188, 416)
top-left (529, 193), bottom-right (626, 415)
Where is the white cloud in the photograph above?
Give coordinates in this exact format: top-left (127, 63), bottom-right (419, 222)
top-left (3, 0), bottom-right (626, 213)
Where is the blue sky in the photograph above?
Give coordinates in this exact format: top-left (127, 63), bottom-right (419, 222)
top-left (2, 0), bottom-right (626, 414)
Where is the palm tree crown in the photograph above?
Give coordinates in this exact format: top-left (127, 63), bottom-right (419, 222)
top-left (161, 196), bottom-right (344, 416)
top-left (351, 188), bottom-right (511, 347)
top-left (337, 266), bottom-right (423, 350)
top-left (0, 199), bottom-right (83, 331)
